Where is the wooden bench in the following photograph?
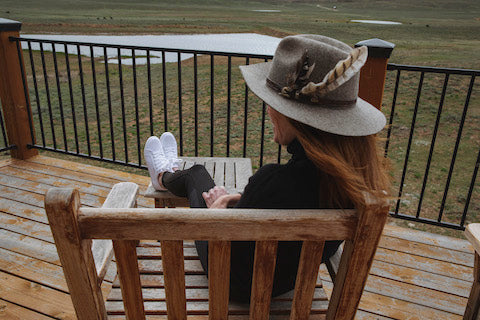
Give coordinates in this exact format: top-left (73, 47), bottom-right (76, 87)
top-left (144, 157), bottom-right (253, 207)
top-left (45, 182), bottom-right (389, 319)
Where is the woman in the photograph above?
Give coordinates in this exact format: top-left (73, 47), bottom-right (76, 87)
top-left (144, 34), bottom-right (390, 302)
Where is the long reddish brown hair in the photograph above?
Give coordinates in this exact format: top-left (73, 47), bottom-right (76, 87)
top-left (289, 119), bottom-right (390, 210)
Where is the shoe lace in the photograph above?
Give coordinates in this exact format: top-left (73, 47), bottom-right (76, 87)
top-left (163, 144), bottom-right (177, 156)
top-left (151, 150), bottom-right (168, 171)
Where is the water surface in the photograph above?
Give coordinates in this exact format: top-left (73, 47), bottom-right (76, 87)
top-left (350, 20), bottom-right (402, 25)
top-left (21, 33), bottom-right (281, 65)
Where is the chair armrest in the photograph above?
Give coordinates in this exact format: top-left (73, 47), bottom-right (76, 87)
top-left (92, 182), bottom-right (139, 282)
top-left (465, 223), bottom-right (480, 255)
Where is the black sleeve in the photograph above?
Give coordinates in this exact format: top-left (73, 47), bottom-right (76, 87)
top-left (234, 164), bottom-right (281, 208)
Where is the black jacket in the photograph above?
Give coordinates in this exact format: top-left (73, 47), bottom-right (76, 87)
top-left (229, 139), bottom-right (342, 302)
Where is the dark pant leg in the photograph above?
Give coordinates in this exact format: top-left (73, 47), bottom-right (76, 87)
top-left (162, 164), bottom-right (215, 208)
top-left (161, 164), bottom-right (212, 274)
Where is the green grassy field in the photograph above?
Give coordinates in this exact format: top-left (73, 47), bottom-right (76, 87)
top-left (0, 0), bottom-right (479, 238)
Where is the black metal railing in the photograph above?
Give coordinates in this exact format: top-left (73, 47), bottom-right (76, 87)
top-left (0, 100), bottom-right (15, 153)
top-left (12, 36), bottom-right (277, 170)
top-left (383, 64), bottom-right (479, 230)
top-left (9, 36), bottom-right (479, 230)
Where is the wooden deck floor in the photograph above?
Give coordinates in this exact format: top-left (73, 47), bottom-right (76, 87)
top-left (0, 155), bottom-right (473, 319)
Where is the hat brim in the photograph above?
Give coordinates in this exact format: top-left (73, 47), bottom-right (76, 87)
top-left (240, 62), bottom-right (386, 136)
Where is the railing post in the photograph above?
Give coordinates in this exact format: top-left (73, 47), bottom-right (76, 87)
top-left (0, 18), bottom-right (37, 159)
top-left (355, 38), bottom-right (395, 110)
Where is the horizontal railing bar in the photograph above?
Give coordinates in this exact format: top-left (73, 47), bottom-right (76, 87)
top-left (17, 35), bottom-right (480, 75)
top-left (387, 63), bottom-right (480, 76)
top-left (10, 36), bottom-right (274, 60)
top-left (12, 37), bottom-right (480, 75)
top-left (389, 212), bottom-right (465, 230)
top-left (79, 208), bottom-right (357, 241)
top-left (0, 145), bottom-right (17, 152)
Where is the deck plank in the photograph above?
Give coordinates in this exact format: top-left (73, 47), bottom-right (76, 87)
top-left (0, 211), bottom-right (54, 243)
top-left (383, 224), bottom-right (472, 253)
top-left (370, 259), bottom-right (471, 298)
top-left (0, 228), bottom-right (59, 264)
top-left (0, 298), bottom-right (54, 320)
top-left (25, 155), bottom-right (151, 186)
top-left (320, 270), bottom-right (463, 320)
top-left (379, 234), bottom-right (473, 267)
top-left (363, 273), bottom-right (467, 315)
top-left (375, 247), bottom-right (472, 282)
top-left (3, 162), bottom-right (154, 208)
top-left (0, 271), bottom-right (76, 319)
top-left (0, 247), bottom-right (68, 292)
top-left (0, 197), bottom-right (48, 223)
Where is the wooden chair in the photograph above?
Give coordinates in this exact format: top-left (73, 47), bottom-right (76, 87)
top-left (464, 224), bottom-right (480, 320)
top-left (45, 182), bottom-right (389, 319)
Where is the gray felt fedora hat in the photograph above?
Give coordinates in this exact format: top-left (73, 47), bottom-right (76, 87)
top-left (240, 34), bottom-right (386, 136)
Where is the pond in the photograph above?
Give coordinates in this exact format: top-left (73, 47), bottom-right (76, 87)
top-left (350, 20), bottom-right (402, 25)
top-left (21, 33), bottom-right (281, 65)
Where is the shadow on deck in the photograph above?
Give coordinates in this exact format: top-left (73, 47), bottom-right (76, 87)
top-left (0, 155), bottom-right (472, 319)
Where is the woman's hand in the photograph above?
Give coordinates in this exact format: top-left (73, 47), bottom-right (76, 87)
top-left (202, 186), bottom-right (229, 208)
top-left (202, 186), bottom-right (241, 208)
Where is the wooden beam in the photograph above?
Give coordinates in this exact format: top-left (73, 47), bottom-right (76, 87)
top-left (0, 19), bottom-right (37, 159)
top-left (78, 208), bottom-right (357, 241)
top-left (326, 193), bottom-right (390, 320)
top-left (44, 187), bottom-right (107, 319)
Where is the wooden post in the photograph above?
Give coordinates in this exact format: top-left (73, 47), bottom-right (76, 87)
top-left (355, 38), bottom-right (395, 110)
top-left (45, 188), bottom-right (107, 320)
top-left (326, 194), bottom-right (390, 320)
top-left (0, 18), bottom-right (38, 159)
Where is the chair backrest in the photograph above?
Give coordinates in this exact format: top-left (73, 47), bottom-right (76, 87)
top-left (45, 182), bottom-right (389, 320)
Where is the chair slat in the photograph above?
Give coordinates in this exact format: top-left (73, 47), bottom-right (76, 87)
top-left (249, 241), bottom-right (278, 320)
top-left (113, 240), bottom-right (145, 320)
top-left (213, 161), bottom-right (225, 187)
top-left (208, 241), bottom-right (231, 319)
top-left (224, 160), bottom-right (236, 191)
top-left (161, 240), bottom-right (187, 320)
top-left (290, 241), bottom-right (325, 320)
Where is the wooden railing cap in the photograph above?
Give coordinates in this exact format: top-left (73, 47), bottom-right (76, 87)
top-left (355, 38), bottom-right (395, 59)
top-left (0, 18), bottom-right (21, 32)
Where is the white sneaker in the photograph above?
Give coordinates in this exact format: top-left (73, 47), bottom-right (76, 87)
top-left (144, 136), bottom-right (170, 191)
top-left (160, 132), bottom-right (183, 169)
